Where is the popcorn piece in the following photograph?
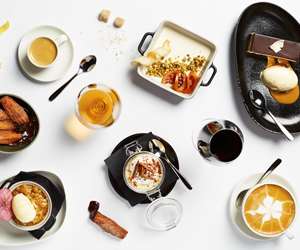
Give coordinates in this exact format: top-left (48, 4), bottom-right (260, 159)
top-left (98, 9), bottom-right (111, 23)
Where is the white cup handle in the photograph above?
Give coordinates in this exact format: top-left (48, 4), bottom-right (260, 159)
top-left (284, 230), bottom-right (295, 240)
top-left (54, 34), bottom-right (68, 47)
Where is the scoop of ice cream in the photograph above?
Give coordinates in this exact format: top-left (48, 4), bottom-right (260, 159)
top-left (12, 193), bottom-right (36, 223)
top-left (261, 65), bottom-right (298, 92)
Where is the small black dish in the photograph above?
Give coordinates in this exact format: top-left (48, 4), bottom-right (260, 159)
top-left (0, 94), bottom-right (39, 153)
top-left (235, 2), bottom-right (300, 134)
top-left (106, 133), bottom-right (179, 206)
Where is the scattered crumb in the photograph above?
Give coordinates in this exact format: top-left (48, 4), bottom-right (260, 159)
top-left (97, 23), bottom-right (127, 61)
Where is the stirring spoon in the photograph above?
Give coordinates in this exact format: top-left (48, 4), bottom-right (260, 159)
top-left (235, 158), bottom-right (282, 208)
top-left (249, 89), bottom-right (294, 141)
top-left (149, 139), bottom-right (192, 190)
top-left (49, 55), bottom-right (97, 102)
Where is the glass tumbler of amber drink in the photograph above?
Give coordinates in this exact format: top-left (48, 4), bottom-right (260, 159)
top-left (76, 84), bottom-right (121, 129)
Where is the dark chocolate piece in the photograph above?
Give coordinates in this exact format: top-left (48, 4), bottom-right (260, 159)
top-left (247, 33), bottom-right (300, 62)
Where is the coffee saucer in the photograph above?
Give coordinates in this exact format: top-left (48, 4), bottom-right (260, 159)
top-left (17, 25), bottom-right (74, 83)
top-left (229, 173), bottom-right (297, 241)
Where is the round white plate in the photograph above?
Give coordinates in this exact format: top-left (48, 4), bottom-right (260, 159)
top-left (0, 171), bottom-right (67, 247)
top-left (17, 25), bottom-right (74, 83)
top-left (229, 173), bottom-right (297, 241)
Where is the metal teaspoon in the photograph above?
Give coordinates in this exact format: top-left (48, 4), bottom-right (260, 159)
top-left (49, 55), bottom-right (97, 102)
top-left (235, 158), bottom-right (282, 208)
top-left (149, 138), bottom-right (193, 190)
top-left (249, 89), bottom-right (294, 141)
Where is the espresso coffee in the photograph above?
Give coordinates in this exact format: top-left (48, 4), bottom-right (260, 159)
top-left (243, 184), bottom-right (296, 236)
top-left (209, 129), bottom-right (242, 162)
top-left (29, 37), bottom-right (57, 67)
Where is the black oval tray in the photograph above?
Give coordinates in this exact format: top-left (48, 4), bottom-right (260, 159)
top-left (108, 133), bottom-right (179, 204)
top-left (235, 2), bottom-right (300, 134)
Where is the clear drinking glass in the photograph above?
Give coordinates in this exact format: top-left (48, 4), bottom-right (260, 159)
top-left (76, 83), bottom-right (121, 129)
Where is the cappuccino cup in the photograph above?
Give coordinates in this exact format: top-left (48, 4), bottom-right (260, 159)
top-left (27, 34), bottom-right (67, 69)
top-left (241, 182), bottom-right (296, 239)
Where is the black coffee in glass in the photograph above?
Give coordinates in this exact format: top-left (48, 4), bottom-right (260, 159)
top-left (209, 129), bottom-right (243, 162)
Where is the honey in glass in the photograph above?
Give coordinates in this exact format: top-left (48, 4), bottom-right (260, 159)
top-left (77, 84), bottom-right (121, 128)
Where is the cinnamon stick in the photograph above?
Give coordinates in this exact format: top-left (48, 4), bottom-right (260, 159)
top-left (88, 201), bottom-right (128, 239)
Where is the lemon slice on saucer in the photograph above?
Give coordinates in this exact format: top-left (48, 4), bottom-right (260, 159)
top-left (0, 20), bottom-right (10, 34)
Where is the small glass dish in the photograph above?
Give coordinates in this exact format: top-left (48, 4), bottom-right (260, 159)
top-left (145, 197), bottom-right (183, 231)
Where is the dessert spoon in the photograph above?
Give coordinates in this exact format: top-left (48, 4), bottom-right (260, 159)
top-left (149, 139), bottom-right (192, 190)
top-left (49, 55), bottom-right (97, 102)
top-left (235, 158), bottom-right (281, 208)
top-left (249, 89), bottom-right (294, 141)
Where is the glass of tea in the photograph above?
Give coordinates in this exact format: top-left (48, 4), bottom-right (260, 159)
top-left (75, 84), bottom-right (121, 129)
top-left (193, 119), bottom-right (244, 164)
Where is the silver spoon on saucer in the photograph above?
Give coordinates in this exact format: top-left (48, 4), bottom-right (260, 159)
top-left (149, 138), bottom-right (192, 190)
top-left (49, 55), bottom-right (97, 102)
top-left (249, 89), bottom-right (294, 141)
top-left (235, 158), bottom-right (282, 208)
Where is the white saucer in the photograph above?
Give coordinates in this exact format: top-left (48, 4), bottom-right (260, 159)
top-left (0, 171), bottom-right (67, 246)
top-left (229, 173), bottom-right (297, 241)
top-left (18, 25), bottom-right (74, 83)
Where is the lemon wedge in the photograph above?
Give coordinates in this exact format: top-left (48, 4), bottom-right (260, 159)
top-left (0, 20), bottom-right (10, 34)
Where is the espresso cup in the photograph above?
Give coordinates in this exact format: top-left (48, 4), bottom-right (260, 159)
top-left (241, 182), bottom-right (296, 239)
top-left (193, 119), bottom-right (244, 163)
top-left (27, 34), bottom-right (68, 69)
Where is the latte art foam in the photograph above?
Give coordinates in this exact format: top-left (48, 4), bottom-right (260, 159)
top-left (244, 184), bottom-right (295, 236)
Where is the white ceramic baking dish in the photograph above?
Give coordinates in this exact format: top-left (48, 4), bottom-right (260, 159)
top-left (136, 20), bottom-right (217, 99)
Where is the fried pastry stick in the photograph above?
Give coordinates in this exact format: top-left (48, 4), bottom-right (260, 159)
top-left (0, 130), bottom-right (22, 144)
top-left (0, 96), bottom-right (29, 125)
top-left (88, 201), bottom-right (128, 239)
top-left (0, 109), bottom-right (9, 121)
top-left (0, 120), bottom-right (16, 130)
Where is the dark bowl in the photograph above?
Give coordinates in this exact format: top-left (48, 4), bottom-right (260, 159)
top-left (0, 94), bottom-right (39, 153)
top-left (235, 2), bottom-right (300, 134)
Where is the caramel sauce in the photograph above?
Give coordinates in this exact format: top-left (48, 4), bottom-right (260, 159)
top-left (270, 85), bottom-right (299, 105)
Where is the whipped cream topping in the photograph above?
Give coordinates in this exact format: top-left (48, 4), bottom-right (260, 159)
top-left (125, 153), bottom-right (163, 192)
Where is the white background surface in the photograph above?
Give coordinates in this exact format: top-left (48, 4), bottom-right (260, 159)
top-left (0, 0), bottom-right (299, 249)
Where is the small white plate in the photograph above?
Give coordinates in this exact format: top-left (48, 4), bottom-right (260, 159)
top-left (0, 171), bottom-right (67, 247)
top-left (18, 25), bottom-right (74, 83)
top-left (229, 173), bottom-right (297, 241)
